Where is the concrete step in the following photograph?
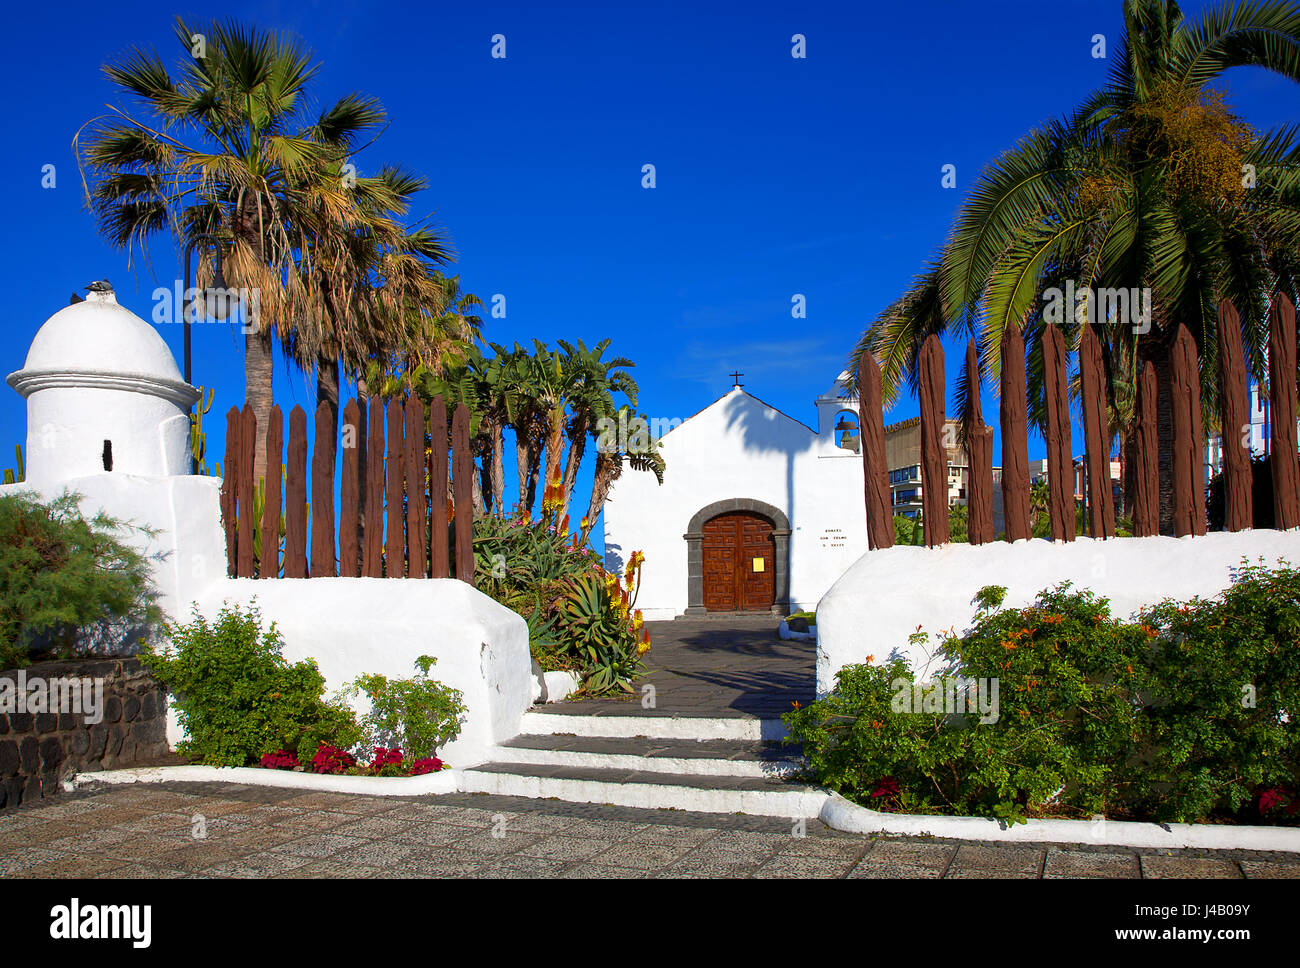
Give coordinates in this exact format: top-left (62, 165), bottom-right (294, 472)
top-left (459, 762), bottom-right (826, 818)
top-left (488, 734), bottom-right (803, 778)
top-left (518, 710), bottom-right (789, 742)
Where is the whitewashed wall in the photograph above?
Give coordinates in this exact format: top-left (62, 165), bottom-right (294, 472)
top-left (603, 386), bottom-right (868, 619)
top-left (816, 530), bottom-right (1300, 697)
top-left (195, 578), bottom-right (531, 767)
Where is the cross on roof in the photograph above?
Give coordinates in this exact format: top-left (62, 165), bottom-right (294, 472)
top-left (729, 370), bottom-right (744, 388)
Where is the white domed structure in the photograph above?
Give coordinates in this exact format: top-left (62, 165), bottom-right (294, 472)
top-left (7, 287), bottom-right (200, 486)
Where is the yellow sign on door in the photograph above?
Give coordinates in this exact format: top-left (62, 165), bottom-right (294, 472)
top-left (752, 557), bottom-right (765, 572)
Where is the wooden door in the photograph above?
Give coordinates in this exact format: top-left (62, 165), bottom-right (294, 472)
top-left (701, 511), bottom-right (775, 611)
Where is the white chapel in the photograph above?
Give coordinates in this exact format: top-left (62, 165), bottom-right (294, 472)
top-left (602, 373), bottom-right (868, 621)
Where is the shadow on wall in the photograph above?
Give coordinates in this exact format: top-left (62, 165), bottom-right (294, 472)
top-left (718, 389), bottom-right (821, 547)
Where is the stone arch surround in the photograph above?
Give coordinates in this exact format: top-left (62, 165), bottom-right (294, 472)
top-left (683, 498), bottom-right (791, 615)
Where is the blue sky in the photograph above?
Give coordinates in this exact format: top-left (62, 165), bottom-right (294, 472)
top-left (4, 0), bottom-right (1297, 542)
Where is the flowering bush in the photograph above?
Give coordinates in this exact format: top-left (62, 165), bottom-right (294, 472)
top-left (345, 656), bottom-right (465, 760)
top-left (409, 756), bottom-right (444, 775)
top-left (260, 749), bottom-right (298, 771)
top-left (310, 744), bottom-right (357, 775)
top-left (785, 562), bottom-right (1300, 826)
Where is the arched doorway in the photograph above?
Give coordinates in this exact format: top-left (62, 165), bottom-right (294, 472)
top-left (684, 499), bottom-right (790, 615)
top-left (703, 511), bottom-right (775, 611)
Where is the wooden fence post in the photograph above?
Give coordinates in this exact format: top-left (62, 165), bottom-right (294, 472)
top-left (963, 339), bottom-right (994, 545)
top-left (1079, 324), bottom-right (1116, 538)
top-left (1170, 324), bottom-right (1207, 537)
top-left (857, 349), bottom-right (893, 549)
top-left (429, 395), bottom-right (451, 578)
top-left (236, 404), bottom-right (256, 578)
top-left (1269, 292), bottom-right (1300, 530)
top-left (1134, 361), bottom-right (1160, 537)
top-left (1042, 324), bottom-right (1074, 542)
top-left (262, 405), bottom-right (283, 578)
top-left (451, 402), bottom-right (475, 583)
top-left (918, 334), bottom-right (949, 547)
top-left (311, 400), bottom-right (337, 576)
top-left (386, 397), bottom-right (405, 575)
top-left (284, 406), bottom-right (308, 578)
top-left (1217, 299), bottom-right (1252, 531)
top-left (405, 395), bottom-right (427, 577)
top-left (221, 406), bottom-right (239, 576)
top-left (363, 398), bottom-right (385, 577)
top-left (1000, 322), bottom-right (1031, 542)
top-left (340, 399), bottom-right (361, 577)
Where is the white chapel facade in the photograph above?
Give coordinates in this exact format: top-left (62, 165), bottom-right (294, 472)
top-left (602, 373), bottom-right (869, 621)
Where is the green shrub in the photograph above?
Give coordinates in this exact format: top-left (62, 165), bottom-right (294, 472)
top-left (0, 491), bottom-right (161, 668)
top-left (345, 655), bottom-right (467, 760)
top-left (474, 513), bottom-right (650, 694)
top-left (142, 604), bottom-right (360, 767)
top-left (556, 570), bottom-right (648, 695)
top-left (785, 562), bottom-right (1300, 826)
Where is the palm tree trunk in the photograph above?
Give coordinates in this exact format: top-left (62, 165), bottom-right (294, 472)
top-left (490, 424), bottom-right (505, 516)
top-left (245, 329), bottom-right (274, 486)
top-left (515, 432), bottom-right (530, 512)
top-left (559, 420), bottom-right (587, 518)
top-left (317, 356), bottom-right (340, 442)
top-left (584, 453), bottom-right (618, 542)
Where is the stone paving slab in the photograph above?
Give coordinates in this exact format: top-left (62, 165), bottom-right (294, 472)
top-left (544, 617), bottom-right (814, 719)
top-left (0, 781), bottom-right (1296, 879)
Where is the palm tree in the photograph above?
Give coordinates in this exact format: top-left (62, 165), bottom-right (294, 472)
top-left (852, 0), bottom-right (1300, 533)
top-left (78, 17), bottom-right (387, 483)
top-left (555, 339), bottom-right (639, 519)
top-left (581, 405), bottom-right (666, 544)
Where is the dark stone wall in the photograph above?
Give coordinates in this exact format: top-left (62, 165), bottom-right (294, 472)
top-left (0, 658), bottom-right (169, 812)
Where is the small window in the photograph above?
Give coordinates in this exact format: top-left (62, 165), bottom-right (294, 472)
top-left (102, 440), bottom-right (113, 472)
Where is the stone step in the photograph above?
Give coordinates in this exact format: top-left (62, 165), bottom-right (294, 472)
top-left (460, 762), bottom-right (827, 818)
top-left (488, 735), bottom-right (803, 778)
top-left (518, 711), bottom-right (790, 742)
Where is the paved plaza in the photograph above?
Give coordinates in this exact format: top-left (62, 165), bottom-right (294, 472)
top-left (2, 781), bottom-right (1297, 879)
top-left (544, 614), bottom-right (816, 719)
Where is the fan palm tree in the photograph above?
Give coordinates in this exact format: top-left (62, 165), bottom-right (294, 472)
top-left (78, 18), bottom-right (397, 482)
top-left (852, 0), bottom-right (1300, 533)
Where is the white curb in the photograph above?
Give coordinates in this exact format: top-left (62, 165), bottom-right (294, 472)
top-left (71, 765), bottom-right (461, 797)
top-left (460, 768), bottom-right (828, 818)
top-left (818, 793), bottom-right (1300, 853)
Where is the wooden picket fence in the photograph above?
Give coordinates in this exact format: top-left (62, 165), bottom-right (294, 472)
top-left (221, 394), bottom-right (476, 583)
top-left (858, 291), bottom-right (1300, 549)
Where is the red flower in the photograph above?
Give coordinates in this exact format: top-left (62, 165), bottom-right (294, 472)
top-left (310, 744), bottom-right (357, 775)
top-left (871, 776), bottom-right (901, 798)
top-left (260, 749), bottom-right (297, 770)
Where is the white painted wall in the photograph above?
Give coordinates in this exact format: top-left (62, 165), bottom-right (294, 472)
top-left (194, 578), bottom-right (531, 768)
top-left (603, 383), bottom-right (868, 619)
top-left (816, 530), bottom-right (1300, 697)
top-left (0, 473), bottom-right (225, 644)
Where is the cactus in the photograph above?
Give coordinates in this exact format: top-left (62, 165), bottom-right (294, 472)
top-left (189, 387), bottom-right (216, 475)
top-left (3, 445), bottom-right (24, 484)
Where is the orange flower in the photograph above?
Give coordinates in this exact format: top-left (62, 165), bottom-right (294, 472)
top-left (791, 700), bottom-right (802, 710)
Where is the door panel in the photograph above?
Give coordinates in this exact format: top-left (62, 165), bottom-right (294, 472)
top-left (700, 511), bottom-right (775, 612)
